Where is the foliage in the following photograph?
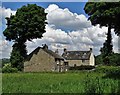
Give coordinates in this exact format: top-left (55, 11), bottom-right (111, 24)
top-left (3, 4), bottom-right (47, 70)
top-left (94, 65), bottom-right (120, 73)
top-left (95, 54), bottom-right (104, 65)
top-left (69, 65), bottom-right (95, 70)
top-left (96, 53), bottom-right (120, 66)
top-left (10, 46), bottom-right (24, 71)
top-left (100, 26), bottom-right (113, 64)
top-left (108, 53), bottom-right (120, 66)
top-left (3, 4), bottom-right (47, 42)
top-left (100, 27), bottom-right (113, 57)
top-left (84, 2), bottom-right (120, 35)
top-left (2, 63), bottom-right (18, 73)
top-left (84, 2), bottom-right (118, 65)
top-left (0, 58), bottom-right (10, 67)
top-left (10, 42), bottom-right (28, 70)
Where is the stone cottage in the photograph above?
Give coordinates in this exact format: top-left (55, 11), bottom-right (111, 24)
top-left (24, 44), bottom-right (67, 72)
top-left (62, 48), bottom-right (95, 67)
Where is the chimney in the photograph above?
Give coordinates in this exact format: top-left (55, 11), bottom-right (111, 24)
top-left (55, 49), bottom-right (59, 54)
top-left (64, 48), bottom-right (67, 53)
top-left (90, 48), bottom-right (92, 52)
top-left (42, 44), bottom-right (48, 50)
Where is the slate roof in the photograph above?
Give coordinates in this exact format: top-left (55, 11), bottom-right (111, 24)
top-left (43, 48), bottom-right (64, 60)
top-left (25, 47), bottom-right (64, 61)
top-left (62, 50), bottom-right (91, 60)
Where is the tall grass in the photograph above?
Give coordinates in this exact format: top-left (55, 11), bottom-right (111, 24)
top-left (83, 73), bottom-right (119, 94)
top-left (2, 71), bottom-right (120, 94)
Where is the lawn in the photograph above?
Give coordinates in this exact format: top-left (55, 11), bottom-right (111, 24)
top-left (2, 69), bottom-right (120, 94)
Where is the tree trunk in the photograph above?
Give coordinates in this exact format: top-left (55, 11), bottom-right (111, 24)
top-left (10, 40), bottom-right (27, 71)
top-left (107, 25), bottom-right (113, 55)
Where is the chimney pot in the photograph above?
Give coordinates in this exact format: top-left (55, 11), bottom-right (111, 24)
top-left (64, 48), bottom-right (67, 52)
top-left (42, 44), bottom-right (48, 50)
top-left (90, 48), bottom-right (92, 52)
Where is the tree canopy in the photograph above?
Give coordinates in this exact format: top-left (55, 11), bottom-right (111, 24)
top-left (84, 2), bottom-right (120, 35)
top-left (4, 4), bottom-right (47, 42)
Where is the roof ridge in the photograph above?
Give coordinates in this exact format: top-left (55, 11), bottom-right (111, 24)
top-left (43, 48), bottom-right (64, 59)
top-left (67, 50), bottom-right (90, 52)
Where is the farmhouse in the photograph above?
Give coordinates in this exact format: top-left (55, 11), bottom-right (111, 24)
top-left (24, 44), bottom-right (67, 72)
top-left (62, 48), bottom-right (95, 67)
top-left (24, 44), bottom-right (95, 72)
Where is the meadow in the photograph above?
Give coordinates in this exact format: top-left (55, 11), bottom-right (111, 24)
top-left (2, 67), bottom-right (120, 94)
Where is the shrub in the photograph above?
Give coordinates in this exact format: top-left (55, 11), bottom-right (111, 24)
top-left (69, 65), bottom-right (95, 70)
top-left (96, 53), bottom-right (120, 66)
top-left (94, 65), bottom-right (120, 73)
top-left (2, 63), bottom-right (18, 73)
top-left (108, 53), bottom-right (120, 66)
top-left (95, 55), bottom-right (104, 65)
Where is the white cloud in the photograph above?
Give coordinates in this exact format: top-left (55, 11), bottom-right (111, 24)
top-left (26, 24), bottom-right (118, 56)
top-left (27, 4), bottom-right (119, 56)
top-left (45, 4), bottom-right (91, 31)
top-left (0, 37), bottom-right (12, 58)
top-left (0, 7), bottom-right (16, 59)
top-left (1, 4), bottom-right (119, 59)
top-left (0, 6), bottom-right (16, 27)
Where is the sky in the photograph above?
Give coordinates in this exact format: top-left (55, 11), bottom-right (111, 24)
top-left (0, 2), bottom-right (119, 58)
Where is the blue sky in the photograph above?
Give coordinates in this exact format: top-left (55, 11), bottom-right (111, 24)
top-left (1, 2), bottom-right (88, 35)
top-left (0, 2), bottom-right (119, 58)
top-left (2, 2), bottom-right (87, 16)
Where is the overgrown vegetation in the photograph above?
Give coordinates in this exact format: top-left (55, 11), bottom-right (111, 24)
top-left (95, 53), bottom-right (120, 66)
top-left (2, 66), bottom-right (120, 94)
top-left (2, 63), bottom-right (18, 73)
top-left (69, 65), bottom-right (95, 70)
top-left (0, 58), bottom-right (10, 67)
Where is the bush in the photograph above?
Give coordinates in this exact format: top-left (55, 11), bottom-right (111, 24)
top-left (94, 65), bottom-right (119, 73)
top-left (96, 53), bottom-right (120, 66)
top-left (2, 63), bottom-right (18, 73)
top-left (108, 53), bottom-right (120, 66)
top-left (95, 55), bottom-right (104, 65)
top-left (69, 65), bottom-right (95, 70)
top-left (1, 58), bottom-right (10, 67)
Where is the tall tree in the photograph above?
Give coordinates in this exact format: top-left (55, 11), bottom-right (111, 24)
top-left (100, 28), bottom-right (113, 64)
top-left (84, 2), bottom-right (120, 35)
top-left (3, 4), bottom-right (47, 70)
top-left (84, 2), bottom-right (120, 64)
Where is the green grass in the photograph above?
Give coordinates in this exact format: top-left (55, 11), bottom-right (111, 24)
top-left (2, 70), bottom-right (120, 94)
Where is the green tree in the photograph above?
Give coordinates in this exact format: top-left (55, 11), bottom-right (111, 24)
top-left (84, 2), bottom-right (120, 64)
top-left (3, 4), bottom-right (47, 70)
top-left (100, 26), bottom-right (113, 64)
top-left (84, 2), bottom-right (120, 34)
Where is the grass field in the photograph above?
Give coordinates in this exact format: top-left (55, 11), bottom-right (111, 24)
top-left (2, 70), bottom-right (120, 94)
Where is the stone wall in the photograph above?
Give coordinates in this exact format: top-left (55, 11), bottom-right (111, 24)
top-left (24, 49), bottom-right (55, 72)
top-left (67, 60), bottom-right (89, 67)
